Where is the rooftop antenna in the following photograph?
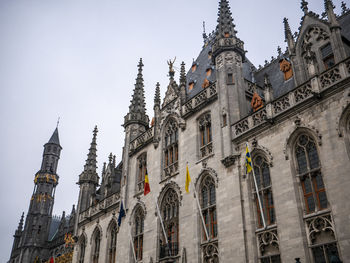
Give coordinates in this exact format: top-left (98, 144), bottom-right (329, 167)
top-left (56, 117), bottom-right (60, 128)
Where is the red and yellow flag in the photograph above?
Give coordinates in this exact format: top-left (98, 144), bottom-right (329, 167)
top-left (144, 169), bottom-right (150, 195)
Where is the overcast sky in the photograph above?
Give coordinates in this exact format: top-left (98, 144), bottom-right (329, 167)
top-left (0, 0), bottom-right (346, 261)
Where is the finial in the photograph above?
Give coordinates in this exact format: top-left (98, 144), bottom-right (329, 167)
top-left (93, 125), bottom-right (98, 137)
top-left (17, 212), bottom-right (24, 231)
top-left (216, 0), bottom-right (236, 39)
top-left (61, 211), bottom-right (66, 220)
top-left (138, 58), bottom-right (144, 73)
top-left (277, 46), bottom-right (282, 57)
top-left (108, 153), bottom-right (113, 164)
top-left (301, 0), bottom-right (309, 14)
top-left (102, 162), bottom-right (106, 174)
top-left (283, 17), bottom-right (291, 40)
top-left (56, 117), bottom-right (60, 128)
top-left (341, 1), bottom-right (349, 14)
top-left (324, 0), bottom-right (335, 11)
top-left (180, 62), bottom-right (186, 85)
top-left (113, 155), bottom-right (116, 167)
top-left (167, 57), bottom-right (176, 80)
top-left (71, 205), bottom-right (76, 214)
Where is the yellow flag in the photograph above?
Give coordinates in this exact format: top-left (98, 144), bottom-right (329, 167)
top-left (245, 144), bottom-right (252, 174)
top-left (185, 165), bottom-right (191, 193)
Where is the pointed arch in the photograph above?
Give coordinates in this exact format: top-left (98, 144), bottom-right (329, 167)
top-left (194, 167), bottom-right (218, 190)
top-left (106, 218), bottom-right (118, 263)
top-left (128, 201), bottom-right (147, 226)
top-left (131, 203), bottom-right (145, 261)
top-left (251, 145), bottom-right (273, 167)
top-left (77, 232), bottom-right (87, 263)
top-left (90, 224), bottom-right (102, 263)
top-left (157, 181), bottom-right (182, 207)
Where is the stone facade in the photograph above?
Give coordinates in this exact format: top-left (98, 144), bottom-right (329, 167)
top-left (10, 0), bottom-right (350, 262)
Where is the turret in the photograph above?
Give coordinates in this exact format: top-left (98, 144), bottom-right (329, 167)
top-left (212, 0), bottom-right (247, 157)
top-left (16, 127), bottom-right (61, 262)
top-left (153, 82), bottom-right (161, 147)
top-left (77, 126), bottom-right (99, 213)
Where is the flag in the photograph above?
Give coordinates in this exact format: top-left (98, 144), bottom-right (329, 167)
top-left (144, 169), bottom-right (150, 195)
top-left (117, 200), bottom-right (126, 227)
top-left (245, 144), bottom-right (252, 174)
top-left (185, 165), bottom-right (191, 193)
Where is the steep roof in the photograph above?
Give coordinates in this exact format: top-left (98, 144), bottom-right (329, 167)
top-left (47, 127), bottom-right (60, 146)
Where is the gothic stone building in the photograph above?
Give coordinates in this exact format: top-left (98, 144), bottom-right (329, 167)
top-left (10, 0), bottom-right (350, 262)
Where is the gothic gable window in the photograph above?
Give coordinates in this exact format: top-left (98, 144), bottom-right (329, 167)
top-left (294, 134), bottom-right (328, 213)
top-left (252, 155), bottom-right (276, 228)
top-left (91, 228), bottom-right (101, 263)
top-left (163, 119), bottom-right (179, 178)
top-left (159, 188), bottom-right (179, 259)
top-left (107, 222), bottom-right (117, 263)
top-left (78, 235), bottom-right (86, 263)
top-left (136, 153), bottom-right (147, 193)
top-left (133, 207), bottom-right (144, 261)
top-left (200, 175), bottom-right (219, 263)
top-left (198, 113), bottom-right (213, 159)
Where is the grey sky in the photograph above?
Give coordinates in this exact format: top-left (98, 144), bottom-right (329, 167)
top-left (0, 0), bottom-right (344, 260)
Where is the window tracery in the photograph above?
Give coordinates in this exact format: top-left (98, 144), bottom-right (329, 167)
top-left (294, 134), bottom-right (327, 213)
top-left (159, 188), bottom-right (179, 259)
top-left (136, 153), bottom-right (147, 193)
top-left (200, 175), bottom-right (219, 263)
top-left (107, 222), bottom-right (117, 263)
top-left (163, 119), bottom-right (179, 178)
top-left (133, 207), bottom-right (144, 261)
top-left (92, 229), bottom-right (101, 263)
top-left (198, 113), bottom-right (213, 159)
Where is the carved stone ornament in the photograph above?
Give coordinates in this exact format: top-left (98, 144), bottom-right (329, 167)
top-left (194, 167), bottom-right (219, 189)
top-left (216, 55), bottom-right (224, 69)
top-left (221, 154), bottom-right (239, 167)
top-left (305, 214), bottom-right (335, 245)
top-left (224, 53), bottom-right (234, 64)
top-left (257, 228), bottom-right (279, 256)
top-left (301, 26), bottom-right (329, 53)
top-left (162, 81), bottom-right (179, 108)
top-left (202, 241), bottom-right (219, 263)
top-left (251, 144), bottom-right (274, 167)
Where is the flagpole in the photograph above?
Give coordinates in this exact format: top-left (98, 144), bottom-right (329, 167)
top-left (154, 196), bottom-right (172, 257)
top-left (190, 179), bottom-right (209, 241)
top-left (246, 142), bottom-right (266, 229)
top-left (129, 231), bottom-right (137, 262)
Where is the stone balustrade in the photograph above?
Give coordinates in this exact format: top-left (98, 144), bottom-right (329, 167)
top-left (232, 58), bottom-right (350, 139)
top-left (129, 127), bottom-right (154, 154)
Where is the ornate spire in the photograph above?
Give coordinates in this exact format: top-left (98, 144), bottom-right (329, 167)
top-left (124, 59), bottom-right (149, 128)
top-left (180, 62), bottom-right (186, 86)
top-left (324, 0), bottom-right (335, 12)
top-left (283, 18), bottom-right (295, 53)
top-left (324, 0), bottom-right (339, 26)
top-left (17, 212), bottom-right (24, 231)
top-left (301, 0), bottom-right (309, 14)
top-left (154, 82), bottom-right (161, 108)
top-left (202, 21), bottom-right (208, 43)
top-left (216, 0), bottom-right (236, 39)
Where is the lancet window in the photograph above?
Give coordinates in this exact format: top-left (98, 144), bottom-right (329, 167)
top-left (159, 188), bottom-right (179, 259)
top-left (133, 207), bottom-right (144, 261)
top-left (200, 175), bottom-right (219, 263)
top-left (92, 229), bottom-right (101, 263)
top-left (78, 235), bottom-right (85, 263)
top-left (294, 134), bottom-right (327, 213)
top-left (107, 222), bottom-right (117, 263)
top-left (163, 119), bottom-right (179, 177)
top-left (198, 113), bottom-right (213, 159)
top-left (136, 153), bottom-right (147, 193)
top-left (252, 155), bottom-right (276, 228)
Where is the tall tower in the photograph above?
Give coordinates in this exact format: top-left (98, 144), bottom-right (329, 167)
top-left (16, 127), bottom-right (62, 262)
top-left (76, 126), bottom-right (99, 214)
top-left (122, 59), bottom-right (149, 207)
top-left (212, 0), bottom-right (247, 157)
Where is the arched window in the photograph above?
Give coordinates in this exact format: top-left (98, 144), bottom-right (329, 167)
top-left (92, 229), bottom-right (101, 263)
top-left (136, 153), bottom-right (147, 193)
top-left (200, 175), bottom-right (219, 263)
top-left (163, 119), bottom-right (179, 177)
top-left (198, 113), bottom-right (213, 158)
top-left (159, 188), bottom-right (179, 259)
top-left (133, 207), bottom-right (144, 261)
top-left (294, 134), bottom-right (327, 213)
top-left (252, 155), bottom-right (275, 228)
top-left (107, 222), bottom-right (117, 263)
top-left (78, 235), bottom-right (86, 263)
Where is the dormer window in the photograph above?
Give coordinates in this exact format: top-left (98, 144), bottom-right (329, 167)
top-left (208, 51), bottom-right (212, 59)
top-left (189, 81), bottom-right (195, 91)
top-left (321, 43), bottom-right (335, 70)
top-left (224, 32), bottom-right (230, 38)
top-left (206, 68), bottom-right (212, 77)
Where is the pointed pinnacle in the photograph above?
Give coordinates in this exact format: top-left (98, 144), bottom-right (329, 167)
top-left (264, 74), bottom-right (272, 88)
top-left (216, 0), bottom-right (236, 39)
top-left (83, 127), bottom-right (98, 172)
top-left (18, 212), bottom-right (24, 231)
top-left (154, 82), bottom-right (161, 106)
top-left (283, 18), bottom-right (293, 41)
top-left (341, 2), bottom-right (349, 14)
top-left (108, 153), bottom-right (113, 164)
top-left (180, 62), bottom-right (186, 85)
top-left (324, 0), bottom-right (335, 11)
